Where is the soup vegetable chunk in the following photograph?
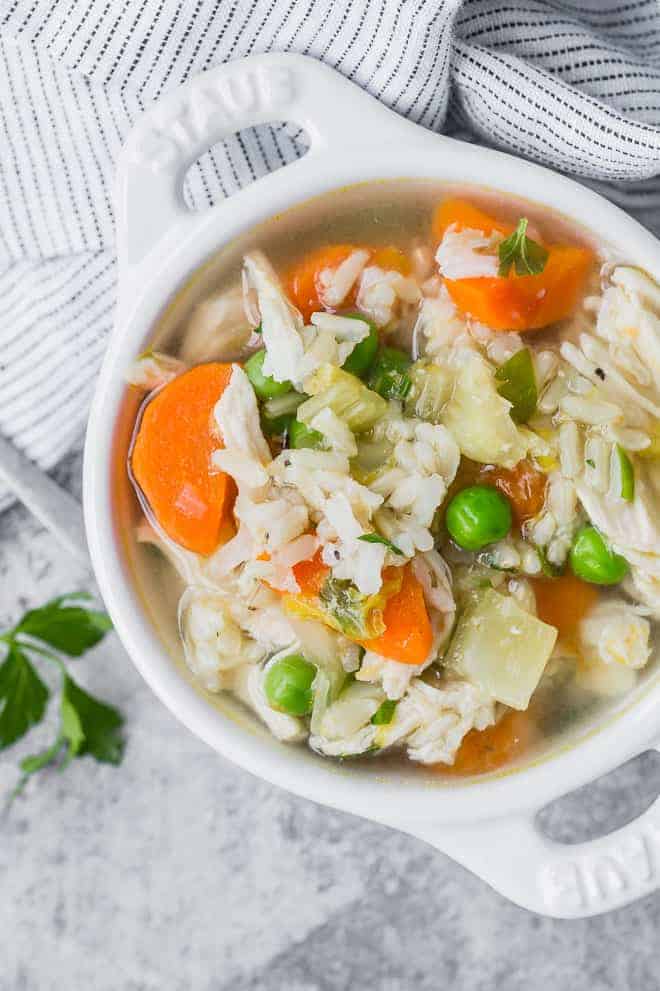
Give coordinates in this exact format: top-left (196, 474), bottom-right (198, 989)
top-left (127, 193), bottom-right (660, 775)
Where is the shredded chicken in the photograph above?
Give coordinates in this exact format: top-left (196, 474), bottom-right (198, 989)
top-left (126, 351), bottom-right (187, 391)
top-left (435, 225), bottom-right (501, 280)
top-left (243, 251), bottom-right (307, 385)
top-left (579, 599), bottom-right (651, 671)
top-left (356, 651), bottom-right (426, 700)
top-left (183, 286), bottom-right (254, 363)
top-left (318, 249), bottom-right (370, 308)
top-left (388, 679), bottom-right (496, 765)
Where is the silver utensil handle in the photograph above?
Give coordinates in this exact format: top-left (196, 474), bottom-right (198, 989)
top-left (0, 434), bottom-right (89, 567)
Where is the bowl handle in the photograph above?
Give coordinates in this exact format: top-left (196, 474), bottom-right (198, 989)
top-left (402, 751), bottom-right (660, 918)
top-left (116, 53), bottom-right (414, 286)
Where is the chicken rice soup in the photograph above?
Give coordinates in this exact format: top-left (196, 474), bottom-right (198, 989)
top-left (123, 181), bottom-right (660, 777)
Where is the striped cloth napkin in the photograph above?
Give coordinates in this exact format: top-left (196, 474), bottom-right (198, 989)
top-left (2, 0), bottom-right (660, 510)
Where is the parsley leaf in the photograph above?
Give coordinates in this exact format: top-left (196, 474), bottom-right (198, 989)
top-left (319, 577), bottom-right (387, 640)
top-left (15, 594), bottom-right (112, 656)
top-left (0, 644), bottom-right (49, 748)
top-left (60, 675), bottom-right (124, 764)
top-left (495, 347), bottom-right (537, 424)
top-left (498, 218), bottom-right (549, 277)
top-left (1, 592), bottom-right (124, 796)
top-left (358, 533), bottom-right (404, 556)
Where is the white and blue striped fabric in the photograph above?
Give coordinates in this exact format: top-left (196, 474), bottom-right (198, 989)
top-left (2, 0), bottom-right (660, 509)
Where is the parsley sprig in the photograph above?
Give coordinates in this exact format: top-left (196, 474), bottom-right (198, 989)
top-left (498, 218), bottom-right (549, 277)
top-left (0, 594), bottom-right (123, 794)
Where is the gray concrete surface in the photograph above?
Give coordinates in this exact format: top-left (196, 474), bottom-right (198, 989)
top-left (1, 454), bottom-right (660, 991)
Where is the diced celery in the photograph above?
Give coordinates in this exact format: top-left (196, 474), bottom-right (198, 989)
top-left (405, 360), bottom-right (453, 423)
top-left (299, 363), bottom-right (387, 434)
top-left (263, 392), bottom-right (305, 419)
top-left (351, 435), bottom-right (394, 479)
top-left (442, 350), bottom-right (527, 468)
top-left (444, 588), bottom-right (557, 709)
top-left (261, 391), bottom-right (305, 436)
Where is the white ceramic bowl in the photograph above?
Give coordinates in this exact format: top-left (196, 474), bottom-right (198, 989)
top-left (84, 53), bottom-right (660, 918)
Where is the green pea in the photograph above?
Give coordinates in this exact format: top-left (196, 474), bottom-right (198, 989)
top-left (367, 347), bottom-right (412, 400)
top-left (445, 485), bottom-right (512, 552)
top-left (289, 419), bottom-right (324, 450)
top-left (245, 349), bottom-right (292, 400)
top-left (341, 315), bottom-right (379, 378)
top-left (569, 526), bottom-right (629, 585)
top-left (264, 654), bottom-right (316, 716)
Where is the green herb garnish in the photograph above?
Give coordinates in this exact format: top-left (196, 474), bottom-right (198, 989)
top-left (14, 596), bottom-right (112, 656)
top-left (585, 458), bottom-right (595, 469)
top-left (498, 218), bottom-right (549, 277)
top-left (358, 533), bottom-right (404, 556)
top-left (318, 578), bottom-right (385, 640)
top-left (0, 594), bottom-right (123, 797)
top-left (495, 348), bottom-right (537, 423)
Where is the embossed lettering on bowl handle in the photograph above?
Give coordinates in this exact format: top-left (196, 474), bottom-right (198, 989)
top-left (116, 52), bottom-right (415, 284)
top-left (403, 749), bottom-right (660, 918)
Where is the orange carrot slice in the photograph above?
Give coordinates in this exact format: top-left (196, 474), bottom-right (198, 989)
top-left (361, 564), bottom-right (433, 666)
top-left (288, 557), bottom-right (431, 663)
top-left (531, 573), bottom-right (598, 645)
top-left (432, 198), bottom-right (510, 240)
top-left (432, 198), bottom-right (593, 332)
top-left (445, 247), bottom-right (593, 332)
top-left (131, 362), bottom-right (236, 556)
top-left (370, 245), bottom-right (411, 275)
top-left (441, 710), bottom-right (534, 775)
top-left (292, 549), bottom-right (330, 598)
